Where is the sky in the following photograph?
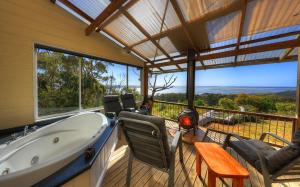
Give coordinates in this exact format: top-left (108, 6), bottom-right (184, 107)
top-left (151, 61), bottom-right (298, 87)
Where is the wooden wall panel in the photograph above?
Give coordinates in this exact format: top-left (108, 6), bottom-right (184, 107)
top-left (0, 0), bottom-right (143, 129)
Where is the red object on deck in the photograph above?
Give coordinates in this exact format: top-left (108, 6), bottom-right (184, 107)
top-left (180, 116), bottom-right (191, 126)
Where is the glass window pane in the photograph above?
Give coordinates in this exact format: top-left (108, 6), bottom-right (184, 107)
top-left (81, 59), bottom-right (109, 109)
top-left (104, 63), bottom-right (127, 94)
top-left (127, 66), bottom-right (142, 101)
top-left (37, 49), bottom-right (80, 116)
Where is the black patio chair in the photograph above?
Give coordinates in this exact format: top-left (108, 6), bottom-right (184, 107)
top-left (103, 95), bottom-right (122, 118)
top-left (118, 111), bottom-right (183, 187)
top-left (224, 129), bottom-right (300, 187)
top-left (120, 93), bottom-right (149, 115)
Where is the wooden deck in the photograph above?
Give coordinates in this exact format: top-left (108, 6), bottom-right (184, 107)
top-left (103, 120), bottom-right (299, 187)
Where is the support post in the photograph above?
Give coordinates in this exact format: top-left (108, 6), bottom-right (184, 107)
top-left (187, 49), bottom-right (196, 109)
top-left (143, 67), bottom-right (149, 101)
top-left (297, 48), bottom-right (300, 129)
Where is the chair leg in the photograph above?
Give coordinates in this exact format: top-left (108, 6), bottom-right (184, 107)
top-left (168, 153), bottom-right (175, 187)
top-left (126, 151), bottom-right (134, 187)
top-left (179, 135), bottom-right (183, 163)
top-left (262, 174), bottom-right (272, 187)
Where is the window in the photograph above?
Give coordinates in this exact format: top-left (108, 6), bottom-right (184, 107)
top-left (35, 45), bottom-right (142, 119)
top-left (128, 66), bottom-right (142, 101)
top-left (37, 49), bottom-right (80, 116)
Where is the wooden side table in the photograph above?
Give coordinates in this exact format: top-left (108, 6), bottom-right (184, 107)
top-left (194, 142), bottom-right (249, 187)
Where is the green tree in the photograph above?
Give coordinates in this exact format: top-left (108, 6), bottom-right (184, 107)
top-left (218, 98), bottom-right (237, 110)
top-left (276, 102), bottom-right (296, 115)
top-left (195, 99), bottom-right (205, 106)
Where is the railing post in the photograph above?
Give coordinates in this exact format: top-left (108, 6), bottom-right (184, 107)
top-left (297, 48), bottom-right (300, 129)
top-left (142, 67), bottom-right (149, 101)
top-left (187, 49), bottom-right (196, 109)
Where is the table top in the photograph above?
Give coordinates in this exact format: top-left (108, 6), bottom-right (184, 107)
top-left (194, 142), bottom-right (249, 178)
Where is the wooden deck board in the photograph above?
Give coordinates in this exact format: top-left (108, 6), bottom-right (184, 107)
top-left (103, 120), bottom-right (300, 187)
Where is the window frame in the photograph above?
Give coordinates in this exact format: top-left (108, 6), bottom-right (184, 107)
top-left (34, 44), bottom-right (142, 121)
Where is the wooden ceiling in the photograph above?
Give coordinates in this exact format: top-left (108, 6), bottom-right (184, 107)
top-left (54, 0), bottom-right (300, 73)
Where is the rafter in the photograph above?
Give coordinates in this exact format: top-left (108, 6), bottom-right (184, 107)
top-left (97, 0), bottom-right (139, 31)
top-left (121, 9), bottom-right (183, 70)
top-left (128, 0), bottom-right (242, 48)
top-left (56, 0), bottom-right (93, 22)
top-left (148, 39), bottom-right (300, 68)
top-left (152, 56), bottom-right (297, 74)
top-left (170, 0), bottom-right (205, 68)
top-left (279, 35), bottom-right (300, 60)
top-left (153, 0), bottom-right (182, 70)
top-left (54, 0), bottom-right (161, 71)
top-left (234, 0), bottom-right (247, 65)
top-left (85, 0), bottom-right (127, 36)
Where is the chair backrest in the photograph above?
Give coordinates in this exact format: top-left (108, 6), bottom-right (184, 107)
top-left (121, 93), bottom-right (136, 110)
top-left (103, 95), bottom-right (122, 116)
top-left (118, 111), bottom-right (171, 169)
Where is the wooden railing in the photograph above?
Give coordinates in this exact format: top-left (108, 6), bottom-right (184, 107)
top-left (152, 100), bottom-right (297, 147)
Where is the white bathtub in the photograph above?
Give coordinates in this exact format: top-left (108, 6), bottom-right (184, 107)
top-left (0, 112), bottom-right (108, 187)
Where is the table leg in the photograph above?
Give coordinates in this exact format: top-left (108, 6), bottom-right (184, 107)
top-left (208, 169), bottom-right (216, 187)
top-left (196, 152), bottom-right (202, 176)
top-left (232, 178), bottom-right (243, 187)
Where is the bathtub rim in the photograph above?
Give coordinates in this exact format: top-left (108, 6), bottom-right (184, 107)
top-left (0, 112), bottom-right (108, 182)
top-left (33, 118), bottom-right (117, 187)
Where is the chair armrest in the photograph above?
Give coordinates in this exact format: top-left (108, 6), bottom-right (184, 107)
top-left (171, 131), bottom-right (182, 153)
top-left (260, 132), bottom-right (291, 146)
top-left (224, 133), bottom-right (271, 175)
top-left (124, 108), bottom-right (136, 112)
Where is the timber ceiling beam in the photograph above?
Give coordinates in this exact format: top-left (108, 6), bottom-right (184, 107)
top-left (98, 0), bottom-right (139, 31)
top-left (170, 0), bottom-right (205, 68)
top-left (85, 0), bottom-right (127, 36)
top-left (279, 35), bottom-right (300, 60)
top-left (234, 0), bottom-right (247, 65)
top-left (55, 0), bottom-right (156, 70)
top-left (148, 39), bottom-right (300, 68)
top-left (121, 10), bottom-right (183, 70)
top-left (128, 0), bottom-right (243, 48)
top-left (152, 56), bottom-right (297, 74)
top-left (57, 0), bottom-right (93, 22)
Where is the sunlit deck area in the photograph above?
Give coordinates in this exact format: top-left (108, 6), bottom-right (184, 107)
top-left (2, 0), bottom-right (300, 186)
top-left (103, 120), bottom-right (300, 187)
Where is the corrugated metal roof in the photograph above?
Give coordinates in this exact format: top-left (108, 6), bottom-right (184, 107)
top-left (56, 0), bottom-right (300, 71)
top-left (69, 0), bottom-right (110, 19)
top-left (133, 40), bottom-right (164, 59)
top-left (161, 65), bottom-right (178, 70)
top-left (240, 36), bottom-right (297, 48)
top-left (206, 11), bottom-right (240, 43)
top-left (177, 0), bottom-right (237, 22)
top-left (237, 49), bottom-right (284, 61)
top-left (104, 14), bottom-right (146, 46)
top-left (128, 0), bottom-right (180, 35)
top-left (241, 25), bottom-right (300, 42)
top-left (203, 56), bottom-right (235, 66)
top-left (210, 39), bottom-right (237, 48)
top-left (158, 37), bottom-right (178, 55)
top-left (243, 0), bottom-right (300, 36)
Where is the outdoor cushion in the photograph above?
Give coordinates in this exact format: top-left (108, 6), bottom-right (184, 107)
top-left (103, 95), bottom-right (122, 116)
top-left (121, 93), bottom-right (136, 110)
top-left (118, 111), bottom-right (171, 167)
top-left (229, 139), bottom-right (276, 168)
top-left (256, 144), bottom-right (300, 174)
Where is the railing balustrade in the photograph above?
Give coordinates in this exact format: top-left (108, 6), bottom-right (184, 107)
top-left (152, 100), bottom-right (296, 147)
